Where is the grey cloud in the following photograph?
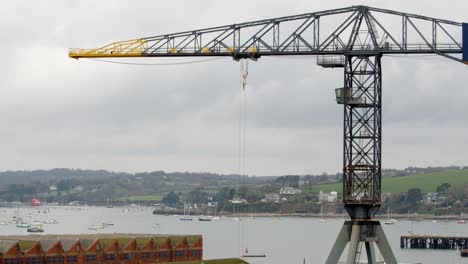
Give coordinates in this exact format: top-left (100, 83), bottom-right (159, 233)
top-left (0, 0), bottom-right (466, 175)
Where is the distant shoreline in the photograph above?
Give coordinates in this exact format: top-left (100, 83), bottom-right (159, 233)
top-left (152, 211), bottom-right (466, 220)
top-left (221, 213), bottom-right (466, 220)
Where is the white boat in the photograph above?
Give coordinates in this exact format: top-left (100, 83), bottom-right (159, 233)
top-left (319, 204), bottom-right (327, 222)
top-left (106, 198), bottom-right (113, 208)
top-left (197, 216), bottom-right (212, 221)
top-left (432, 220), bottom-right (438, 223)
top-left (31, 221), bottom-right (43, 226)
top-left (384, 208), bottom-right (397, 225)
top-left (458, 219), bottom-right (466, 224)
top-left (88, 225), bottom-right (98, 230)
top-left (211, 216), bottom-right (221, 221)
top-left (179, 203), bottom-right (193, 221)
top-left (27, 226), bottom-right (44, 233)
top-left (44, 219), bottom-right (58, 224)
top-left (16, 222), bottom-right (30, 228)
top-left (29, 221), bottom-right (43, 232)
top-left (0, 221), bottom-right (8, 226)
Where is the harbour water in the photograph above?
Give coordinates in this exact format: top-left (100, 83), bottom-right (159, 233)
top-left (1, 206), bottom-right (467, 264)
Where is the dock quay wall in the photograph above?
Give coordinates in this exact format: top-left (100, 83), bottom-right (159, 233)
top-left (400, 235), bottom-right (467, 249)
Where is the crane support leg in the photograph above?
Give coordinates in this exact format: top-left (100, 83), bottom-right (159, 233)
top-left (326, 221), bottom-right (397, 264)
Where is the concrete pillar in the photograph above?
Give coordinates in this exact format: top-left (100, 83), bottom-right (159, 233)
top-left (326, 221), bottom-right (397, 264)
top-left (365, 242), bottom-right (376, 264)
top-left (346, 224), bottom-right (360, 264)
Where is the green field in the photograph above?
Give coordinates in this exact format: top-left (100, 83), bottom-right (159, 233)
top-left (40, 190), bottom-right (78, 198)
top-left (310, 169), bottom-right (468, 194)
top-left (118, 189), bottom-right (196, 202)
top-left (118, 194), bottom-right (165, 202)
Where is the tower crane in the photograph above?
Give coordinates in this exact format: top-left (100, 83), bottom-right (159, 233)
top-left (69, 5), bottom-right (468, 264)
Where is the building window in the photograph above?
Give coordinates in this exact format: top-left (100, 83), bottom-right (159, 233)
top-left (175, 251), bottom-right (184, 257)
top-left (86, 254), bottom-right (97, 263)
top-left (46, 256), bottom-right (63, 264)
top-left (191, 250), bottom-right (201, 257)
top-left (26, 257), bottom-right (43, 264)
top-left (66, 255), bottom-right (78, 263)
top-left (104, 254), bottom-right (115, 261)
top-left (141, 252), bottom-right (152, 260)
top-left (158, 251), bottom-right (168, 258)
top-left (4, 258), bottom-right (21, 264)
top-left (123, 253), bottom-right (134, 260)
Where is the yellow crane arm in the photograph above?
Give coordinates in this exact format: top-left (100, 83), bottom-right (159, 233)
top-left (69, 39), bottom-right (147, 59)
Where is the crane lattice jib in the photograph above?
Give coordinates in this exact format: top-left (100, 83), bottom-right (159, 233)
top-left (69, 5), bottom-right (467, 64)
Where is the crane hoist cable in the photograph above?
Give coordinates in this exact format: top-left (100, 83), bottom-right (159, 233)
top-left (239, 59), bottom-right (251, 258)
top-left (241, 59), bottom-right (249, 91)
top-left (88, 57), bottom-right (225, 66)
top-left (237, 59), bottom-right (249, 193)
top-left (241, 59), bottom-right (249, 179)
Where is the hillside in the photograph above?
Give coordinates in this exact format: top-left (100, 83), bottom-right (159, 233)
top-left (0, 169), bottom-right (276, 204)
top-left (310, 169), bottom-right (468, 194)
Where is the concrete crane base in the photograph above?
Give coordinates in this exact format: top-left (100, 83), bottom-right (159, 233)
top-left (326, 220), bottom-right (397, 264)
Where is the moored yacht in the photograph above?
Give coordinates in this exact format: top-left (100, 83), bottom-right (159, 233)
top-left (198, 216), bottom-right (212, 221)
top-left (16, 222), bottom-right (30, 228)
top-left (45, 219), bottom-right (58, 224)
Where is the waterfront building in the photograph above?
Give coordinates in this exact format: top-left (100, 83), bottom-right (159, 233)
top-left (262, 193), bottom-right (280, 203)
top-left (0, 234), bottom-right (204, 264)
top-left (319, 191), bottom-right (338, 203)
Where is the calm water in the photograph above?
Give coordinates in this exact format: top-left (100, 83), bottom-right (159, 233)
top-left (1, 206), bottom-right (467, 264)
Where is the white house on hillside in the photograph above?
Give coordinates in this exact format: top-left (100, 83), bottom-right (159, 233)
top-left (319, 191), bottom-right (338, 202)
top-left (279, 187), bottom-right (302, 195)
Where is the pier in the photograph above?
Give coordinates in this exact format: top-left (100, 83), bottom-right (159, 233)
top-left (400, 235), bottom-right (467, 249)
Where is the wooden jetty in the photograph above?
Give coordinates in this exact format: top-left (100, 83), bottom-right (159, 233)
top-left (401, 234), bottom-right (467, 249)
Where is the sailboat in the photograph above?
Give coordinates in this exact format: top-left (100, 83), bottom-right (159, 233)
top-left (384, 208), bottom-right (397, 225)
top-left (231, 203), bottom-right (240, 221)
top-left (107, 198), bottom-right (113, 208)
top-left (179, 203), bottom-right (193, 221)
top-left (319, 204), bottom-right (327, 222)
top-left (44, 219), bottom-right (58, 224)
top-left (197, 204), bottom-right (212, 221)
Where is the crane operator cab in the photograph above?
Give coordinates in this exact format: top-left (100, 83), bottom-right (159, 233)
top-left (335, 87), bottom-right (367, 105)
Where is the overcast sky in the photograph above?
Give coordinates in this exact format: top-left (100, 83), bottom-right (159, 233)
top-left (0, 0), bottom-right (467, 176)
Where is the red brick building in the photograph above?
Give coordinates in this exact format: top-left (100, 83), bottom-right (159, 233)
top-left (0, 235), bottom-right (203, 264)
